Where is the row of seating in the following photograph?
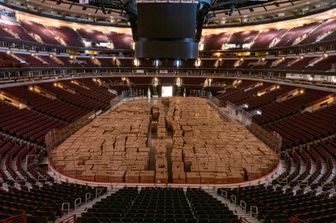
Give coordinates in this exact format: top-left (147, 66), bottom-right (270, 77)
top-left (0, 134), bottom-right (52, 187)
top-left (0, 21), bottom-right (132, 49)
top-left (202, 18), bottom-right (336, 50)
top-left (252, 89), bottom-right (330, 125)
top-left (0, 182), bottom-right (106, 222)
top-left (218, 184), bottom-right (336, 223)
top-left (78, 188), bottom-right (239, 223)
top-left (215, 80), bottom-right (335, 149)
top-left (0, 134), bottom-right (108, 223)
top-left (0, 79), bottom-right (116, 145)
top-left (2, 85), bottom-right (90, 122)
top-left (264, 104), bottom-right (336, 148)
top-left (186, 188), bottom-right (239, 223)
top-left (0, 102), bottom-right (66, 145)
top-left (2, 17), bottom-right (336, 50)
top-left (37, 82), bottom-right (114, 112)
top-left (277, 139), bottom-right (336, 188)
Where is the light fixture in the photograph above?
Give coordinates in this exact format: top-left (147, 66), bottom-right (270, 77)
top-left (153, 59), bottom-right (161, 67)
top-left (198, 42), bottom-right (204, 51)
top-left (133, 58), bottom-right (140, 67)
top-left (152, 77), bottom-right (159, 87)
top-left (174, 60), bottom-right (182, 68)
top-left (195, 58), bottom-right (202, 67)
top-left (214, 52), bottom-right (221, 58)
top-left (176, 77), bottom-right (182, 87)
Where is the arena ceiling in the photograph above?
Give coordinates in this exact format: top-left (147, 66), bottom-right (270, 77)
top-left (71, 0), bottom-right (277, 11)
top-left (2, 0), bottom-right (336, 27)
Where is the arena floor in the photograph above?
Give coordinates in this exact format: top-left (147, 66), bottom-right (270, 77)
top-left (50, 97), bottom-right (278, 184)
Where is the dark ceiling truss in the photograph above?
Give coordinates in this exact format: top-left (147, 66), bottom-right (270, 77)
top-left (209, 0), bottom-right (300, 12)
top-left (47, 0), bottom-right (300, 12)
top-left (48, 0), bottom-right (125, 10)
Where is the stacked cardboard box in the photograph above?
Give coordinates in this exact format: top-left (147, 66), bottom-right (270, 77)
top-left (52, 98), bottom-right (278, 184)
top-left (52, 101), bottom-right (153, 183)
top-left (140, 170), bottom-right (155, 182)
top-left (166, 97), bottom-right (278, 184)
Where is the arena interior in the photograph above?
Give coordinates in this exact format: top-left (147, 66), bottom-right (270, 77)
top-left (0, 0), bottom-right (335, 222)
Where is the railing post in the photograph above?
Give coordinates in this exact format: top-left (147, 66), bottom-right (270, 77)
top-left (37, 175), bottom-right (47, 182)
top-left (240, 200), bottom-right (247, 211)
top-left (74, 198), bottom-right (82, 211)
top-left (95, 187), bottom-right (103, 198)
top-left (85, 192), bottom-right (91, 203)
top-left (220, 190), bottom-right (228, 199)
top-left (61, 202), bottom-right (70, 215)
top-left (250, 206), bottom-right (258, 217)
top-left (230, 194), bottom-right (237, 204)
top-left (25, 154), bottom-right (37, 168)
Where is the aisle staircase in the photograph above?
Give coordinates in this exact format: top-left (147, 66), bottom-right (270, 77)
top-left (205, 189), bottom-right (263, 223)
top-left (55, 188), bottom-right (116, 223)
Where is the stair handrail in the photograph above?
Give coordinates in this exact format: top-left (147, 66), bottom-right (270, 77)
top-left (95, 187), bottom-right (103, 198)
top-left (61, 202), bottom-right (70, 215)
top-left (250, 206), bottom-right (258, 217)
top-left (220, 189), bottom-right (228, 199)
top-left (230, 194), bottom-right (237, 204)
top-left (240, 200), bottom-right (247, 211)
top-left (74, 198), bottom-right (82, 211)
top-left (85, 192), bottom-right (91, 203)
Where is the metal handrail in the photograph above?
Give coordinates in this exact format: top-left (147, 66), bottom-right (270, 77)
top-left (61, 202), bottom-right (70, 215)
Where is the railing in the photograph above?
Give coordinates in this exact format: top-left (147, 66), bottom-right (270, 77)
top-left (213, 99), bottom-right (282, 153)
top-left (110, 95), bottom-right (123, 106)
top-left (45, 113), bottom-right (94, 151)
top-left (209, 96), bottom-right (220, 106)
top-left (45, 95), bottom-right (122, 151)
top-left (247, 123), bottom-right (283, 153)
top-left (122, 89), bottom-right (148, 98)
top-left (223, 101), bottom-right (253, 126)
top-left (188, 89), bottom-right (212, 98)
top-left (0, 212), bottom-right (27, 223)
